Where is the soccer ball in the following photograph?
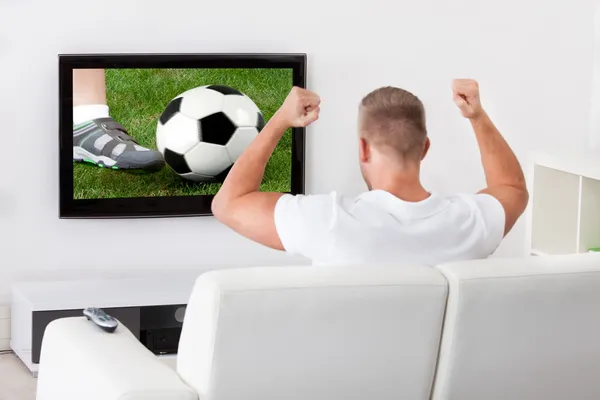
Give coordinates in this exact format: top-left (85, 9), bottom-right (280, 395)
top-left (156, 85), bottom-right (265, 182)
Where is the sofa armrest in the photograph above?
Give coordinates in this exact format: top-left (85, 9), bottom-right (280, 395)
top-left (36, 317), bottom-right (197, 400)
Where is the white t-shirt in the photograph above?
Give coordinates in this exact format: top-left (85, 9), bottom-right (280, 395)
top-left (274, 190), bottom-right (505, 267)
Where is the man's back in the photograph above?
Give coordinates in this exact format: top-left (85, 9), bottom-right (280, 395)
top-left (274, 190), bottom-right (506, 266)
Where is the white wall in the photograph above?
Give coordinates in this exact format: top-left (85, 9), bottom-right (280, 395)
top-left (0, 0), bottom-right (596, 302)
top-left (591, 0), bottom-right (600, 149)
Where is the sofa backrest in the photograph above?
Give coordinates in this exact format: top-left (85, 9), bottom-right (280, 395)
top-left (432, 253), bottom-right (600, 400)
top-left (177, 265), bottom-right (448, 400)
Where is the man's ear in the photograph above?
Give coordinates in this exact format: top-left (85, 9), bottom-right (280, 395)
top-left (421, 137), bottom-right (431, 160)
top-left (359, 137), bottom-right (370, 163)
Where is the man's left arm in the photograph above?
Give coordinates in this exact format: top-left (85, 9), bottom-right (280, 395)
top-left (211, 87), bottom-right (320, 250)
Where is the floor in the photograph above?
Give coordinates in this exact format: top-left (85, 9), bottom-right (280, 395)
top-left (0, 353), bottom-right (36, 400)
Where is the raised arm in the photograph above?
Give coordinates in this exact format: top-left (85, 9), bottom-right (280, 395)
top-left (452, 79), bottom-right (529, 236)
top-left (211, 87), bottom-right (320, 249)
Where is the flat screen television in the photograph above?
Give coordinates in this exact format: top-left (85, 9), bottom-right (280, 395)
top-left (59, 53), bottom-right (306, 218)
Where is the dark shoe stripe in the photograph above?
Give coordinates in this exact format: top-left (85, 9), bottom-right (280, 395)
top-left (100, 139), bottom-right (120, 158)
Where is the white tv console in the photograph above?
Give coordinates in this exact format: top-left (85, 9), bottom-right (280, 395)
top-left (11, 273), bottom-right (200, 376)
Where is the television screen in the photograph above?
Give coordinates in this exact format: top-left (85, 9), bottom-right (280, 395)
top-left (59, 54), bottom-right (306, 218)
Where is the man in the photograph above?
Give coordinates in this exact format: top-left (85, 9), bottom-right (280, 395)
top-left (72, 68), bottom-right (164, 171)
top-left (212, 80), bottom-right (528, 266)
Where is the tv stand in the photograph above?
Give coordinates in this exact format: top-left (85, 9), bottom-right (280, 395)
top-left (10, 273), bottom-right (199, 376)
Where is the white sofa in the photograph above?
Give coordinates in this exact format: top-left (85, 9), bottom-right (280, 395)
top-left (36, 254), bottom-right (600, 400)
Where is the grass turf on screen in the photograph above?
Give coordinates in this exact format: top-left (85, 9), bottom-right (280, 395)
top-left (73, 68), bottom-right (293, 199)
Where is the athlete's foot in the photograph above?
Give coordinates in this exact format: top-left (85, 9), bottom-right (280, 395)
top-left (73, 117), bottom-right (164, 171)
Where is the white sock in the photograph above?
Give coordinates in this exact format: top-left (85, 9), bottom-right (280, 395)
top-left (73, 104), bottom-right (110, 125)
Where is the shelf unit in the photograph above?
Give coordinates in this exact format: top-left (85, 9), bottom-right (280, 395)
top-left (526, 151), bottom-right (600, 256)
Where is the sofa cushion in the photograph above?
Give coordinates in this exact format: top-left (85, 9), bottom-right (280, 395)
top-left (178, 265), bottom-right (448, 400)
top-left (433, 253), bottom-right (600, 400)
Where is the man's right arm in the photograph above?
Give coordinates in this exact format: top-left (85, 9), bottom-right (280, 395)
top-left (452, 79), bottom-right (529, 236)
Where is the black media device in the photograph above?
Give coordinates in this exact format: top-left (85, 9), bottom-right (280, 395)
top-left (139, 304), bottom-right (186, 355)
top-left (59, 53), bottom-right (307, 219)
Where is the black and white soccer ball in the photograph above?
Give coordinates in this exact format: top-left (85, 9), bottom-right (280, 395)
top-left (156, 85), bottom-right (265, 182)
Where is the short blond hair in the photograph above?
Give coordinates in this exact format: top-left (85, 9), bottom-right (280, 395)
top-left (360, 86), bottom-right (427, 162)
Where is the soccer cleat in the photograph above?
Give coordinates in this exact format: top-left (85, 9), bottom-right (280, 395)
top-left (73, 117), bottom-right (165, 171)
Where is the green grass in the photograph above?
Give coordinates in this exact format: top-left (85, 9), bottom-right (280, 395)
top-left (73, 68), bottom-right (293, 199)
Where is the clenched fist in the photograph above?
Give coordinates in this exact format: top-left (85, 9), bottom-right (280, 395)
top-left (275, 87), bottom-right (320, 128)
top-left (452, 79), bottom-right (484, 120)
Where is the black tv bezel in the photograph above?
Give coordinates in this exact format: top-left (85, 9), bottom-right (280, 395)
top-left (59, 53), bottom-right (306, 219)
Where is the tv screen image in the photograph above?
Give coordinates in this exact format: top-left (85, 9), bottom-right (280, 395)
top-left (59, 54), bottom-right (306, 218)
top-left (73, 68), bottom-right (293, 199)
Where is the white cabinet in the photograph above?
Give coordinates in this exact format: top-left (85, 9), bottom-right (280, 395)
top-left (526, 151), bottom-right (600, 256)
top-left (11, 274), bottom-right (197, 376)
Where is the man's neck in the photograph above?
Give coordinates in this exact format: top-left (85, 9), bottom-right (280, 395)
top-left (370, 170), bottom-right (430, 203)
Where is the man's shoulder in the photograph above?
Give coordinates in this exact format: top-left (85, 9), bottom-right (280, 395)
top-left (285, 191), bottom-right (351, 205)
top-left (277, 191), bottom-right (360, 220)
top-left (276, 191), bottom-right (341, 217)
top-left (440, 192), bottom-right (506, 237)
top-left (443, 192), bottom-right (505, 211)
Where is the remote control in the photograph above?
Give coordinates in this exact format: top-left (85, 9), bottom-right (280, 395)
top-left (83, 307), bottom-right (119, 333)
